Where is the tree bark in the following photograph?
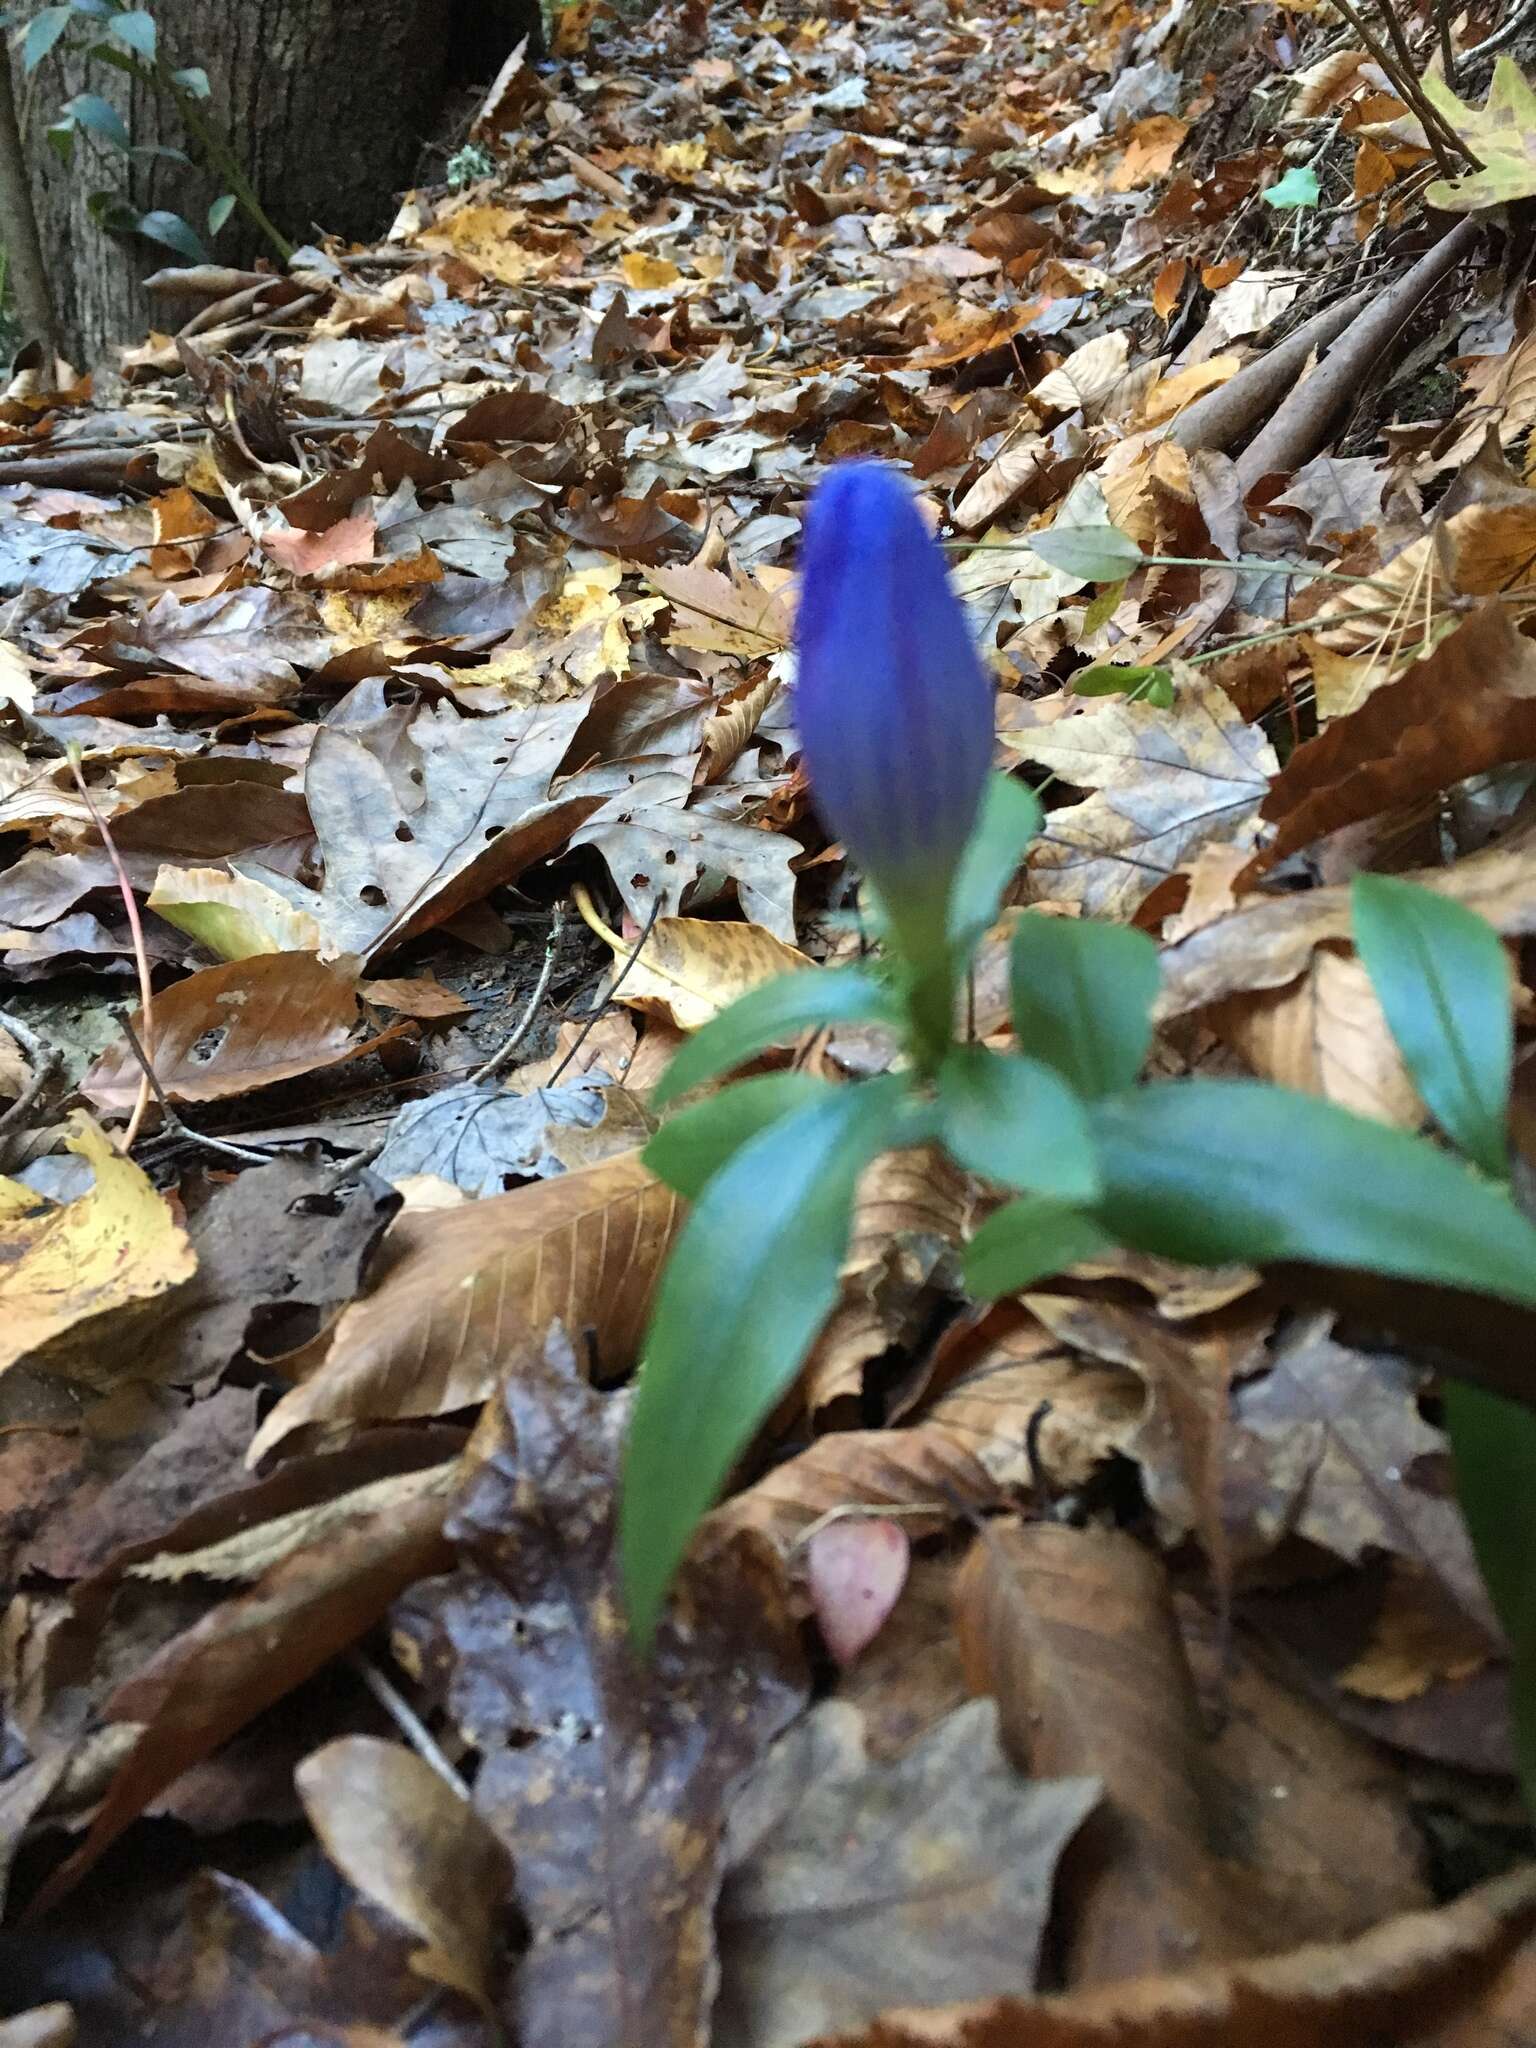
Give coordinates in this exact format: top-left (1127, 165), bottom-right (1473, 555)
top-left (0, 40), bottom-right (56, 368)
top-left (24, 0), bottom-right (462, 367)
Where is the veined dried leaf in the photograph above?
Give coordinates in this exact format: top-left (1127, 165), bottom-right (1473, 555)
top-left (1030, 332), bottom-right (1131, 417)
top-left (584, 900), bottom-right (811, 1032)
top-left (82, 952), bottom-right (381, 1112)
top-left (1140, 355), bottom-right (1240, 428)
top-left (1210, 949), bottom-right (1424, 1128)
top-left (1253, 604), bottom-right (1536, 875)
top-left (952, 437), bottom-right (1048, 532)
top-left (703, 1428), bottom-right (998, 1562)
top-left (645, 560), bottom-right (794, 658)
top-left (0, 1113), bottom-right (196, 1381)
top-left (1291, 46), bottom-right (1372, 117)
top-left (148, 863), bottom-right (325, 959)
top-left (248, 1150), bottom-right (680, 1460)
top-left (699, 669), bottom-right (781, 783)
top-left (1004, 676), bottom-right (1277, 917)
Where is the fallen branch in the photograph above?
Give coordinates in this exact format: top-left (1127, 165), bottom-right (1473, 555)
top-left (1170, 290), bottom-right (1371, 457)
top-left (1235, 219), bottom-right (1481, 489)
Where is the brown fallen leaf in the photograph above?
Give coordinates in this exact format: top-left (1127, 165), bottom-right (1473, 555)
top-left (29, 1461), bottom-right (456, 1915)
top-left (82, 952), bottom-right (394, 1114)
top-left (956, 1522), bottom-right (1259, 1982)
top-left (0, 1114), bottom-right (196, 1383)
top-left (437, 1325), bottom-right (806, 2047)
top-left (248, 1149), bottom-right (681, 1461)
top-left (703, 1427), bottom-right (1000, 1564)
top-left (1157, 836), bottom-right (1536, 1022)
top-left (717, 1699), bottom-right (1098, 2048)
top-left (1252, 604), bottom-right (1536, 875)
top-left (296, 1735), bottom-right (509, 2014)
top-left (578, 894), bottom-right (811, 1031)
top-left (301, 694), bottom-right (601, 961)
top-left (1021, 1290), bottom-right (1270, 1591)
top-left (808, 1864), bottom-right (1536, 2047)
top-left (644, 558), bottom-right (794, 659)
top-left (1208, 947), bottom-right (1424, 1128)
top-left (1004, 677), bottom-right (1276, 918)
top-left (803, 1145), bottom-right (974, 1422)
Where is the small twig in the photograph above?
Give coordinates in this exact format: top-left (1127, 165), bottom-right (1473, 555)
top-left (551, 888), bottom-right (663, 1087)
top-left (0, 1006), bottom-right (59, 1154)
top-left (470, 902), bottom-right (567, 1085)
top-left (1435, 0), bottom-right (1459, 87)
top-left (1461, 0), bottom-right (1536, 62)
top-left (66, 751), bottom-right (153, 1150)
top-left (348, 1651), bottom-right (470, 1799)
top-left (113, 1016), bottom-right (272, 1167)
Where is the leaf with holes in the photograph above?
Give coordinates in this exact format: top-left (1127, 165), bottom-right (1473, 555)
top-left (80, 953), bottom-right (396, 1113)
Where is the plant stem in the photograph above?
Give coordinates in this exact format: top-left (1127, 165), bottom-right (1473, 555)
top-left (167, 76), bottom-right (292, 263)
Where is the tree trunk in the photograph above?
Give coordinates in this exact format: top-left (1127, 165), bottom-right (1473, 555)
top-left (24, 0), bottom-right (462, 367)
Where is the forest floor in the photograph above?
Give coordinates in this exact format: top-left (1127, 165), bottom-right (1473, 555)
top-left (2, 0), bottom-right (1536, 2038)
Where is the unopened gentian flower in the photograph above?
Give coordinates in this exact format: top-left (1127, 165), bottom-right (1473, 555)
top-left (795, 462), bottom-right (995, 1029)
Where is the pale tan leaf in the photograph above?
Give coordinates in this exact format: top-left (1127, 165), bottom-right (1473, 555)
top-left (1004, 676), bottom-right (1277, 917)
top-left (644, 560), bottom-right (794, 658)
top-left (297, 1735), bottom-right (508, 2013)
top-left (1030, 332), bottom-right (1131, 417)
top-left (952, 437), bottom-right (1048, 532)
top-left (147, 863), bottom-right (325, 959)
top-left (699, 669), bottom-right (781, 783)
top-left (248, 1150), bottom-right (681, 1460)
top-left (582, 898), bottom-right (811, 1032)
top-left (1210, 948), bottom-right (1425, 1128)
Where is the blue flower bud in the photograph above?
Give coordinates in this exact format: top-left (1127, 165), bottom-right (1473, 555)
top-left (794, 463), bottom-right (994, 947)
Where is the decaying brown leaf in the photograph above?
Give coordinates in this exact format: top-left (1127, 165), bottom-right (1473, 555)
top-left (717, 1699), bottom-right (1098, 2047)
top-left (1253, 604), bottom-right (1536, 874)
top-left (583, 901), bottom-right (811, 1032)
top-left (436, 1326), bottom-right (806, 2047)
top-left (82, 952), bottom-right (396, 1115)
top-left (248, 1149), bottom-right (681, 1460)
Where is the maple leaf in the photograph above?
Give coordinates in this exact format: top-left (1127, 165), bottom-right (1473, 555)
top-left (1422, 59), bottom-right (1536, 212)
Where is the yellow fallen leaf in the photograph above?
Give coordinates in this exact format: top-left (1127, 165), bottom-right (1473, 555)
top-left (622, 251), bottom-right (683, 290)
top-left (1140, 355), bottom-right (1240, 427)
top-left (574, 887), bottom-right (810, 1031)
top-left (0, 1112), bottom-right (196, 1380)
top-left (149, 865), bottom-right (324, 960)
top-left (657, 140), bottom-right (709, 175)
top-left (421, 204), bottom-right (545, 286)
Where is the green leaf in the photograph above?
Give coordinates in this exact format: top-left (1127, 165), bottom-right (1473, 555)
top-left (938, 1044), bottom-right (1100, 1203)
top-left (1351, 873), bottom-right (1511, 1179)
top-left (1028, 520), bottom-right (1142, 583)
top-left (1263, 164), bottom-right (1321, 210)
top-left (644, 1072), bottom-right (833, 1200)
top-left (45, 118), bottom-right (76, 165)
top-left (1073, 662), bottom-right (1174, 708)
top-left (171, 62), bottom-right (210, 96)
top-left (1422, 58), bottom-right (1536, 213)
top-left (620, 1073), bottom-right (907, 1644)
top-left (947, 772), bottom-right (1043, 956)
top-left (107, 6), bottom-right (155, 60)
top-left (1010, 912), bottom-right (1159, 1099)
top-left (1443, 1382), bottom-right (1536, 1808)
top-left (61, 90), bottom-right (129, 149)
top-left (133, 209), bottom-right (207, 262)
top-left (208, 191), bottom-right (236, 236)
top-left (20, 6), bottom-right (73, 71)
top-left (1092, 1078), bottom-right (1536, 1306)
top-left (965, 1197), bottom-right (1113, 1297)
top-left (649, 964), bottom-right (896, 1109)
